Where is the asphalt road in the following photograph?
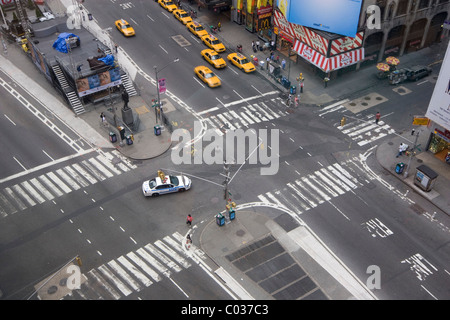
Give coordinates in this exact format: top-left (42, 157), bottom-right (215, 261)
top-left (0, 0), bottom-right (448, 302)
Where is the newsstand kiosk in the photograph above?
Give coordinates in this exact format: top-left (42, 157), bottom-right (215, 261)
top-left (414, 165), bottom-right (438, 192)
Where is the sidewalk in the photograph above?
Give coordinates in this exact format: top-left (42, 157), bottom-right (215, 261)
top-left (376, 126), bottom-right (450, 215)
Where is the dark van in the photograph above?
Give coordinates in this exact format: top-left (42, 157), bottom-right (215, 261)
top-left (404, 65), bottom-right (432, 81)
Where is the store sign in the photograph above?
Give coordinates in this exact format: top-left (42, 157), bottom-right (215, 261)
top-left (258, 16), bottom-right (271, 30)
top-left (412, 117), bottom-right (430, 126)
top-left (434, 128), bottom-right (450, 142)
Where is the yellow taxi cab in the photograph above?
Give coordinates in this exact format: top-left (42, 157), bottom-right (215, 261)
top-left (186, 21), bottom-right (208, 38)
top-left (158, 0), bottom-right (177, 12)
top-left (194, 66), bottom-right (221, 88)
top-left (115, 19), bottom-right (135, 37)
top-left (227, 53), bottom-right (256, 73)
top-left (201, 34), bottom-right (225, 53)
top-left (201, 49), bottom-right (226, 69)
top-left (172, 9), bottom-right (193, 25)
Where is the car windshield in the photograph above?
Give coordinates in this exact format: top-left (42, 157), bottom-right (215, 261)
top-left (241, 58), bottom-right (249, 64)
top-left (204, 73), bottom-right (214, 79)
top-left (179, 12), bottom-right (188, 18)
top-left (149, 179), bottom-right (157, 189)
top-left (210, 54), bottom-right (219, 60)
top-left (122, 24), bottom-right (131, 29)
top-left (196, 26), bottom-right (204, 31)
top-left (211, 39), bottom-right (220, 45)
top-left (169, 176), bottom-right (179, 186)
top-left (166, 1), bottom-right (174, 4)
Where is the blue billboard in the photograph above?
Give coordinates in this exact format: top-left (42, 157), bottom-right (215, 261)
top-left (277, 0), bottom-right (363, 38)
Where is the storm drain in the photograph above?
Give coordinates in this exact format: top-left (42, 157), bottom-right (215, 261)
top-left (226, 235), bottom-right (328, 300)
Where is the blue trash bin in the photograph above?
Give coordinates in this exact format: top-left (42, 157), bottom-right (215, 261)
top-left (229, 209), bottom-right (235, 220)
top-left (216, 213), bottom-right (225, 226)
top-left (395, 162), bottom-right (404, 174)
top-left (290, 86), bottom-right (296, 94)
top-left (154, 125), bottom-right (161, 136)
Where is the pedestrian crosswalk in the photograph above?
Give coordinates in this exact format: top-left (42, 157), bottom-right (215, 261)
top-left (317, 101), bottom-right (396, 147)
top-left (64, 232), bottom-right (206, 300)
top-left (0, 150), bottom-right (137, 218)
top-left (203, 97), bottom-right (290, 135)
top-left (257, 159), bottom-right (370, 216)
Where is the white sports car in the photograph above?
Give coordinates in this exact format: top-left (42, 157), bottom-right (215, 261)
top-left (142, 175), bottom-right (192, 197)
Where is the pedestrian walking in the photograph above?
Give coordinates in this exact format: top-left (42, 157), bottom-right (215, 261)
top-left (186, 214), bottom-right (193, 227)
top-left (396, 143), bottom-right (407, 158)
top-left (275, 55), bottom-right (279, 63)
top-left (323, 76), bottom-right (330, 88)
top-left (281, 58), bottom-right (286, 70)
top-left (270, 40), bottom-right (275, 51)
top-left (375, 112), bottom-right (381, 125)
top-left (294, 96), bottom-right (299, 107)
top-left (286, 93), bottom-right (292, 106)
top-left (266, 57), bottom-right (270, 70)
top-left (251, 40), bottom-right (256, 52)
top-left (185, 234), bottom-right (192, 249)
top-left (270, 51), bottom-right (274, 61)
top-left (217, 21), bottom-right (221, 31)
top-left (100, 112), bottom-right (107, 126)
top-left (256, 40), bottom-right (260, 51)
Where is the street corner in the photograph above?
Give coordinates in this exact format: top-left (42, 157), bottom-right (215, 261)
top-left (199, 210), bottom-right (272, 260)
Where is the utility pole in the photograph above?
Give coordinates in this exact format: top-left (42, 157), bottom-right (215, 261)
top-left (403, 130), bottom-right (420, 178)
top-left (222, 161), bottom-right (230, 201)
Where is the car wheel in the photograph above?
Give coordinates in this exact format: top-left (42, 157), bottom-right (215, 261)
top-left (151, 193), bottom-right (159, 197)
top-left (178, 188), bottom-right (185, 192)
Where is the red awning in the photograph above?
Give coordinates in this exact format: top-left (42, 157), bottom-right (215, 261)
top-left (293, 40), bottom-right (364, 72)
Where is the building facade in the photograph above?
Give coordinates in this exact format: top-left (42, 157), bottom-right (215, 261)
top-left (361, 0), bottom-right (450, 66)
top-left (229, 0), bottom-right (450, 76)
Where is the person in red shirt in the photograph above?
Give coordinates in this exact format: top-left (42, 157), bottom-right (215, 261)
top-left (186, 214), bottom-right (193, 227)
top-left (375, 112), bottom-right (381, 125)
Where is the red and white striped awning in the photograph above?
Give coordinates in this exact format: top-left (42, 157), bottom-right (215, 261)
top-left (293, 40), bottom-right (364, 72)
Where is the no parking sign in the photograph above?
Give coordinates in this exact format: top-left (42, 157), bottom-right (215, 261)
top-left (1, 0), bottom-right (13, 5)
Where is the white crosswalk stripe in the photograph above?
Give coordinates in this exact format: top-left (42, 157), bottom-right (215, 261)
top-left (203, 98), bottom-right (288, 134)
top-left (65, 232), bottom-right (207, 300)
top-left (317, 101), bottom-right (395, 146)
top-left (0, 151), bottom-right (137, 218)
top-left (257, 160), bottom-right (369, 217)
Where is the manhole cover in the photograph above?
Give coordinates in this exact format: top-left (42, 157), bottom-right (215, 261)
top-left (364, 96), bottom-right (371, 100)
top-left (376, 97), bottom-right (383, 100)
top-left (211, 197), bottom-right (219, 204)
top-left (236, 229), bottom-right (245, 237)
top-left (397, 88), bottom-right (406, 93)
top-left (349, 102), bottom-right (356, 106)
top-left (60, 278), bottom-right (67, 286)
top-left (361, 102), bottom-right (368, 106)
top-left (47, 285), bottom-right (58, 295)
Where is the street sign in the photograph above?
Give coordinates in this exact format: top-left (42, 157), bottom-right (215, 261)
top-left (412, 116), bottom-right (430, 126)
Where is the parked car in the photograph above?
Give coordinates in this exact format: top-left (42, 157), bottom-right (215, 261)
top-left (404, 65), bottom-right (432, 81)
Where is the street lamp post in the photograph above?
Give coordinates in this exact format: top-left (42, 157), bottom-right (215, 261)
top-left (154, 57), bottom-right (179, 124)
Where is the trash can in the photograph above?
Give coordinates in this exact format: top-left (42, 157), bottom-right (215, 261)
top-left (109, 132), bottom-right (117, 143)
top-left (126, 135), bottom-right (133, 145)
top-left (228, 208), bottom-right (235, 220)
top-left (216, 213), bottom-right (225, 226)
top-left (154, 125), bottom-right (161, 136)
top-left (88, 13), bottom-right (93, 20)
top-left (395, 162), bottom-right (404, 174)
top-left (290, 86), bottom-right (296, 94)
top-left (414, 165), bottom-right (438, 192)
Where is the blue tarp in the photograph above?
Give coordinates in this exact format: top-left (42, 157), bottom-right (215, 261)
top-left (52, 32), bottom-right (80, 53)
top-left (98, 54), bottom-right (114, 66)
